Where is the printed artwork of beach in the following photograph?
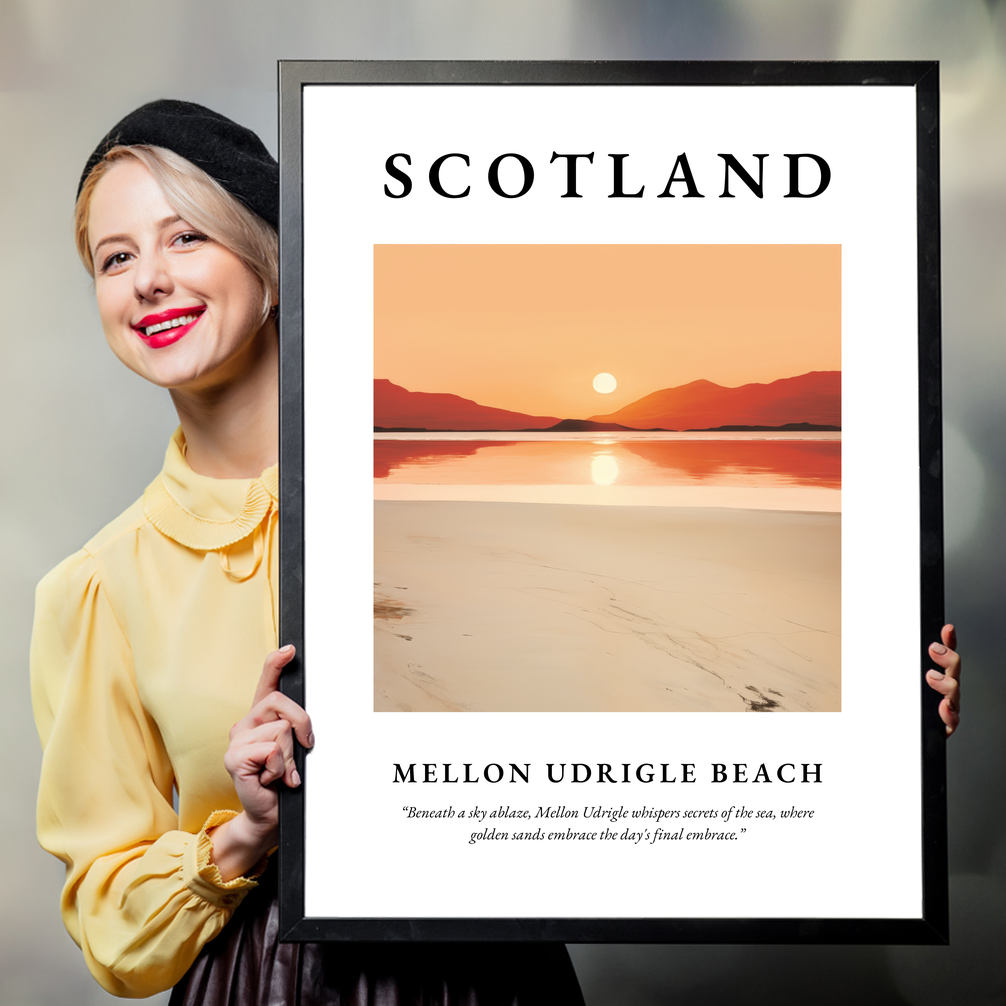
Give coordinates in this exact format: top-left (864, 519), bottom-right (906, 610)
top-left (374, 245), bottom-right (841, 713)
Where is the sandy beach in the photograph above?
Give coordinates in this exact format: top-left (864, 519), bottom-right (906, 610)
top-left (374, 500), bottom-right (840, 713)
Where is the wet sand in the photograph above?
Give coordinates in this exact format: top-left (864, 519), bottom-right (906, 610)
top-left (374, 500), bottom-right (840, 713)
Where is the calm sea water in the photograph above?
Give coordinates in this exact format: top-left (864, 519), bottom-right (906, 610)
top-left (375, 433), bottom-right (840, 489)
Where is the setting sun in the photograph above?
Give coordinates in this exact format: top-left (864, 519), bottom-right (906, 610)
top-left (375, 244), bottom-right (841, 419)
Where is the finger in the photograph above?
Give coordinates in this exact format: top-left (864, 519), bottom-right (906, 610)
top-left (258, 742), bottom-right (287, 787)
top-left (252, 645), bottom-right (296, 707)
top-left (939, 697), bottom-right (960, 737)
top-left (245, 690), bottom-right (314, 749)
top-left (941, 623), bottom-right (957, 652)
top-left (230, 697), bottom-right (313, 752)
top-left (928, 641), bottom-right (961, 681)
top-left (224, 739), bottom-right (287, 786)
top-left (927, 671), bottom-right (960, 739)
top-left (235, 719), bottom-right (301, 788)
top-left (926, 669), bottom-right (959, 707)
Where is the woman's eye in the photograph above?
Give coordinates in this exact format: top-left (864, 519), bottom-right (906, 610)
top-left (101, 251), bottom-right (132, 273)
top-left (173, 231), bottom-right (208, 248)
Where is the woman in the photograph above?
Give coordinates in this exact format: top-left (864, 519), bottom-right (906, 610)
top-left (31, 99), bottom-right (585, 1003)
top-left (32, 99), bottom-right (962, 1002)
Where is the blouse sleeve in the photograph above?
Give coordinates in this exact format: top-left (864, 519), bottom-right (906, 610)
top-left (31, 549), bottom-right (262, 998)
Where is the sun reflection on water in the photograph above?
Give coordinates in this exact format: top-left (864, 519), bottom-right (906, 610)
top-left (591, 453), bottom-right (620, 485)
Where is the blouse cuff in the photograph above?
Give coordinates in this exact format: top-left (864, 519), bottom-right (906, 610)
top-left (183, 810), bottom-right (269, 909)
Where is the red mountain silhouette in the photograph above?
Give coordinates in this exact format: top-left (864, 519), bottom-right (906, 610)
top-left (374, 379), bottom-right (560, 431)
top-left (589, 372), bottom-right (840, 430)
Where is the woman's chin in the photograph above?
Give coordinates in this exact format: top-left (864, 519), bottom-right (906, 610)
top-left (122, 353), bottom-right (219, 393)
top-left (110, 322), bottom-right (273, 395)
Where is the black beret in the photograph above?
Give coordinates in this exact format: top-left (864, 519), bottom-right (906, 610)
top-left (78, 99), bottom-right (278, 228)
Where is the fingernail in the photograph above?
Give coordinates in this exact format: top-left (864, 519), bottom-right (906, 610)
top-left (306, 732), bottom-right (315, 748)
top-left (928, 669), bottom-right (944, 680)
top-left (931, 643), bottom-right (947, 655)
top-left (292, 768), bottom-right (301, 787)
top-left (280, 644), bottom-right (295, 654)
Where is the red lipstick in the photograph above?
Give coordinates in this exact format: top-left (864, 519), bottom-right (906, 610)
top-left (132, 306), bottom-right (205, 349)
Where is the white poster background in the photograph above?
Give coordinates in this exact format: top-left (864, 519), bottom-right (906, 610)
top-left (301, 84), bottom-right (920, 920)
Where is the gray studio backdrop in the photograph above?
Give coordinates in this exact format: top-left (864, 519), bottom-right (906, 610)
top-left (1, 2), bottom-right (1003, 1004)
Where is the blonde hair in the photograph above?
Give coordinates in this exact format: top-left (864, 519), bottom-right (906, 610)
top-left (75, 145), bottom-right (278, 323)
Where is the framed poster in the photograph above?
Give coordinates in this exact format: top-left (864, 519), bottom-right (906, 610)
top-left (277, 61), bottom-right (946, 943)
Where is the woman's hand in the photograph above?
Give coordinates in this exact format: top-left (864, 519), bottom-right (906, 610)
top-left (209, 645), bottom-right (314, 881)
top-left (926, 624), bottom-right (961, 738)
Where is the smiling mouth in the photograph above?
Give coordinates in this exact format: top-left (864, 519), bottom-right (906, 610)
top-left (135, 308), bottom-right (205, 338)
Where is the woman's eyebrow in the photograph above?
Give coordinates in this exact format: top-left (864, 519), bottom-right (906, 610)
top-left (92, 232), bottom-right (133, 256)
top-left (92, 216), bottom-right (185, 257)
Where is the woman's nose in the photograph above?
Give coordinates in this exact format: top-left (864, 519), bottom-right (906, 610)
top-left (133, 249), bottom-right (173, 302)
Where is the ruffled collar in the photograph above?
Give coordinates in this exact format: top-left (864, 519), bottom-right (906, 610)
top-left (143, 428), bottom-right (278, 551)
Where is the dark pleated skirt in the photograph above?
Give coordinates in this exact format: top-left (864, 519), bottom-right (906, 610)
top-left (169, 869), bottom-right (584, 1006)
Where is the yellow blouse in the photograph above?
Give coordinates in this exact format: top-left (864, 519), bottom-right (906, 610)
top-left (31, 429), bottom-right (279, 998)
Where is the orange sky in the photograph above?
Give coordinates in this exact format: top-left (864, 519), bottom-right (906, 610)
top-left (374, 245), bottom-right (840, 420)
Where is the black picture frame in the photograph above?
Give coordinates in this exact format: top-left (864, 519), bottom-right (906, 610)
top-left (277, 60), bottom-right (945, 944)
